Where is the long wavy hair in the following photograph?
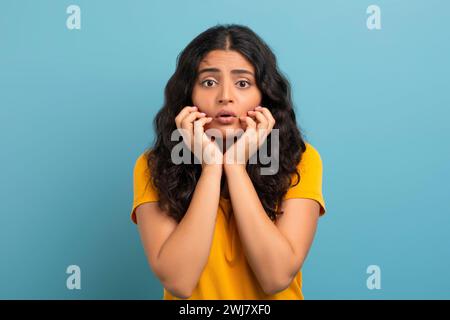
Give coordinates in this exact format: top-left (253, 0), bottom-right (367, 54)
top-left (144, 24), bottom-right (306, 223)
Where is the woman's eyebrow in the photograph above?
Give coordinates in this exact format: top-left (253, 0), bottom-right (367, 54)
top-left (198, 67), bottom-right (254, 77)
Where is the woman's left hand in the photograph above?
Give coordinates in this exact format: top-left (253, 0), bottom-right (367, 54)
top-left (223, 106), bottom-right (276, 168)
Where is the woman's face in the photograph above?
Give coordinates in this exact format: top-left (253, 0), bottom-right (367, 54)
top-left (192, 49), bottom-right (262, 140)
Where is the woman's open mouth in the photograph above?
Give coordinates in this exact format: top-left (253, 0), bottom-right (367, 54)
top-left (215, 114), bottom-right (237, 125)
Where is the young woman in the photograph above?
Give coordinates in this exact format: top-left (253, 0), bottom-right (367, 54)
top-left (130, 24), bottom-right (326, 300)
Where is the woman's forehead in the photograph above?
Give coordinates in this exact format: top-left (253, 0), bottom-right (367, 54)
top-left (199, 50), bottom-right (254, 72)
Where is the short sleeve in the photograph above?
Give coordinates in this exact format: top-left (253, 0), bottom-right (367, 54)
top-left (283, 143), bottom-right (326, 216)
top-left (130, 151), bottom-right (159, 224)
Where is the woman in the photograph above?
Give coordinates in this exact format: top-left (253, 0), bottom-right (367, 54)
top-left (131, 24), bottom-right (326, 300)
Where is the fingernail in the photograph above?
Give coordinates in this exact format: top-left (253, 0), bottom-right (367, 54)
top-left (200, 112), bottom-right (206, 115)
top-left (256, 106), bottom-right (262, 109)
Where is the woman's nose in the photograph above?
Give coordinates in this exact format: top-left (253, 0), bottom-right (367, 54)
top-left (218, 81), bottom-right (234, 104)
top-left (218, 98), bottom-right (233, 104)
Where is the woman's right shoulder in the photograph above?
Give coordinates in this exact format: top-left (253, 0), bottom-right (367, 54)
top-left (133, 149), bottom-right (153, 173)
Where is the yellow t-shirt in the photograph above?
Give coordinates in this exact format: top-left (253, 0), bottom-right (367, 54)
top-left (130, 142), bottom-right (326, 300)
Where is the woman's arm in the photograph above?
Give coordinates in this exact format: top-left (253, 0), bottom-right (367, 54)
top-left (224, 165), bottom-right (320, 295)
top-left (137, 165), bottom-right (222, 298)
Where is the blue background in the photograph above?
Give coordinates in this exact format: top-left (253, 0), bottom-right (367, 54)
top-left (1, 0), bottom-right (449, 299)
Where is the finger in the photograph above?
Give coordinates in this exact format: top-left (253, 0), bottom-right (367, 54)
top-left (241, 116), bottom-right (257, 130)
top-left (194, 117), bottom-right (213, 139)
top-left (249, 110), bottom-right (268, 130)
top-left (253, 107), bottom-right (273, 145)
top-left (238, 116), bottom-right (248, 131)
top-left (251, 110), bottom-right (270, 143)
top-left (255, 106), bottom-right (275, 130)
top-left (190, 117), bottom-right (212, 158)
top-left (178, 110), bottom-right (205, 148)
top-left (180, 111), bottom-right (206, 130)
top-left (175, 106), bottom-right (198, 128)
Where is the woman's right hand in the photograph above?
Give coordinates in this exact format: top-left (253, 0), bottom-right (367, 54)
top-left (175, 106), bottom-right (223, 170)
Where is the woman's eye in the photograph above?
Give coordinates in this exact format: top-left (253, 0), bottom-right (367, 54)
top-left (200, 79), bottom-right (250, 88)
top-left (201, 79), bottom-right (216, 87)
top-left (237, 80), bottom-right (250, 88)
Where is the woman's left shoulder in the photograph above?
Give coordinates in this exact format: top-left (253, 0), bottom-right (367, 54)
top-left (299, 142), bottom-right (323, 168)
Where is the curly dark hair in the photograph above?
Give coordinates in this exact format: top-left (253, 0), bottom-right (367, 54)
top-left (144, 23), bottom-right (306, 223)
